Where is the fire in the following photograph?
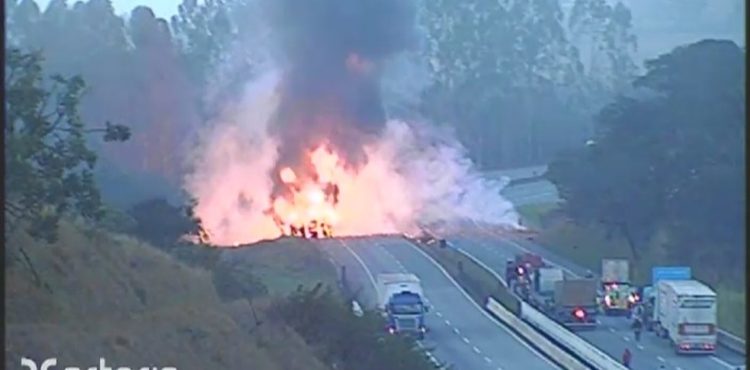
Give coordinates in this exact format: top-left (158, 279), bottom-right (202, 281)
top-left (270, 145), bottom-right (344, 239)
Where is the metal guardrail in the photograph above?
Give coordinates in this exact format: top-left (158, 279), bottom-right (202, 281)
top-left (718, 330), bottom-right (746, 355)
top-left (485, 298), bottom-right (590, 370)
top-left (519, 301), bottom-right (627, 370)
top-left (452, 246), bottom-right (626, 370)
top-left (412, 230), bottom-right (626, 369)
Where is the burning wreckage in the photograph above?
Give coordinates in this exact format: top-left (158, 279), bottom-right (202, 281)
top-left (267, 147), bottom-right (341, 239)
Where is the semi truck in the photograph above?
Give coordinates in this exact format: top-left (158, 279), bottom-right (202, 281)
top-left (509, 253), bottom-right (598, 328)
top-left (652, 279), bottom-right (717, 354)
top-left (639, 266), bottom-right (692, 331)
top-left (600, 258), bottom-right (637, 315)
top-left (552, 278), bottom-right (599, 329)
top-left (377, 273), bottom-right (429, 339)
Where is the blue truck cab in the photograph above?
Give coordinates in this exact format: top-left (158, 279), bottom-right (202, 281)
top-left (385, 291), bottom-right (428, 339)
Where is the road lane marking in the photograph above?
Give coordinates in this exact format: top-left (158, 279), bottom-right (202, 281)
top-left (463, 337), bottom-right (470, 344)
top-left (657, 356), bottom-right (665, 362)
top-left (636, 344), bottom-right (644, 350)
top-left (445, 320), bottom-right (451, 326)
top-left (436, 311), bottom-right (443, 318)
top-left (338, 240), bottom-right (378, 294)
top-left (405, 241), bottom-right (563, 369)
top-left (484, 356), bottom-right (492, 363)
top-left (466, 227), bottom-right (746, 370)
top-left (473, 346), bottom-right (481, 354)
top-left (710, 356), bottom-right (738, 369)
top-left (453, 328), bottom-right (460, 335)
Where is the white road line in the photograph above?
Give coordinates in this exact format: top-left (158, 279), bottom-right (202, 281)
top-left (710, 355), bottom-right (738, 369)
top-left (445, 320), bottom-right (451, 326)
top-left (436, 311), bottom-right (443, 318)
top-left (463, 337), bottom-right (470, 344)
top-left (623, 336), bottom-right (630, 342)
top-left (338, 240), bottom-right (378, 294)
top-left (657, 356), bottom-right (665, 362)
top-left (406, 242), bottom-right (563, 369)
top-left (453, 328), bottom-right (460, 335)
top-left (484, 356), bottom-right (492, 363)
top-left (473, 346), bottom-right (481, 354)
top-left (474, 225), bottom-right (745, 370)
top-left (636, 345), bottom-right (644, 350)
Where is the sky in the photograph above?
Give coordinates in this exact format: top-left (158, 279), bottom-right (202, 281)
top-left (34, 0), bottom-right (183, 19)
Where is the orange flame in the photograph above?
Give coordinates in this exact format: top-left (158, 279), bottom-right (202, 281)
top-left (270, 145), bottom-right (344, 238)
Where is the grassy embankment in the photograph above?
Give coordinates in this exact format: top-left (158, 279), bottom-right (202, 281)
top-left (5, 220), bottom-right (335, 370)
top-left (411, 238), bottom-right (520, 315)
top-left (516, 203), bottom-right (746, 339)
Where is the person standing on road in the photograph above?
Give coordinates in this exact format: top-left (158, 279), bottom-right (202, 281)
top-left (632, 316), bottom-right (643, 342)
top-left (622, 348), bottom-right (632, 368)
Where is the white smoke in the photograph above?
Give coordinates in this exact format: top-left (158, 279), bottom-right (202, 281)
top-left (184, 72), bottom-right (520, 246)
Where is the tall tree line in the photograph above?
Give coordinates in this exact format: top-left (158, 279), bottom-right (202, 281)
top-left (6, 0), bottom-right (640, 190)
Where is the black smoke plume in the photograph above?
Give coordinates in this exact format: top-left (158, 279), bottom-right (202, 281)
top-left (264, 0), bottom-right (418, 186)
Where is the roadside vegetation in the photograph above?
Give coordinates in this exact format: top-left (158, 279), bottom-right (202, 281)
top-left (541, 39), bottom-right (745, 339)
top-left (4, 47), bottom-right (433, 369)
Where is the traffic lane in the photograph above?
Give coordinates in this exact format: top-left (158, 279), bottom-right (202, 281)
top-left (488, 232), bottom-right (747, 368)
top-left (314, 238), bottom-right (379, 308)
top-left (449, 235), bottom-right (672, 370)
top-left (343, 237), bottom-right (496, 370)
top-left (449, 232), bottom-right (743, 370)
top-left (370, 236), bottom-right (559, 370)
top-left (500, 180), bottom-right (558, 199)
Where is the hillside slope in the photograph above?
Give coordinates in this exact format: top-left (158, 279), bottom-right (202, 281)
top-left (5, 221), bottom-right (331, 370)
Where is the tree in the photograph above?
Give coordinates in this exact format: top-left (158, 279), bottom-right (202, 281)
top-left (568, 0), bottom-right (639, 99)
top-left (419, 0), bottom-right (588, 168)
top-left (5, 48), bottom-right (130, 242)
top-left (548, 40), bottom-right (744, 280)
top-left (171, 0), bottom-right (236, 118)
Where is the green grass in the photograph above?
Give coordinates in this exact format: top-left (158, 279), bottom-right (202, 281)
top-left (5, 220), bottom-right (334, 370)
top-left (517, 204), bottom-right (746, 339)
top-left (225, 238), bottom-right (338, 296)
top-left (516, 203), bottom-right (560, 229)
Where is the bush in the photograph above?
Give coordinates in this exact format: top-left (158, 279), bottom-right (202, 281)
top-left (128, 198), bottom-right (195, 248)
top-left (272, 283), bottom-right (435, 370)
top-left (213, 260), bottom-right (269, 301)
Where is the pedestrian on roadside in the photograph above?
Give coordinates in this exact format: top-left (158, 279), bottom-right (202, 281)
top-left (622, 348), bottom-right (632, 369)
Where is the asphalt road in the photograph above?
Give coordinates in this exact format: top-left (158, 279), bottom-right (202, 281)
top-left (437, 223), bottom-right (746, 370)
top-left (315, 236), bottom-right (560, 370)
top-left (500, 180), bottom-right (558, 206)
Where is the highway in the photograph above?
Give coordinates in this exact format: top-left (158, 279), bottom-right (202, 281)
top-left (315, 235), bottom-right (560, 370)
top-left (442, 174), bottom-right (746, 370)
top-left (440, 225), bottom-right (745, 370)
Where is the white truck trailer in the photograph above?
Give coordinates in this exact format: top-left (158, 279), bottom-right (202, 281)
top-left (653, 279), bottom-right (717, 354)
top-left (376, 273), bottom-right (429, 339)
